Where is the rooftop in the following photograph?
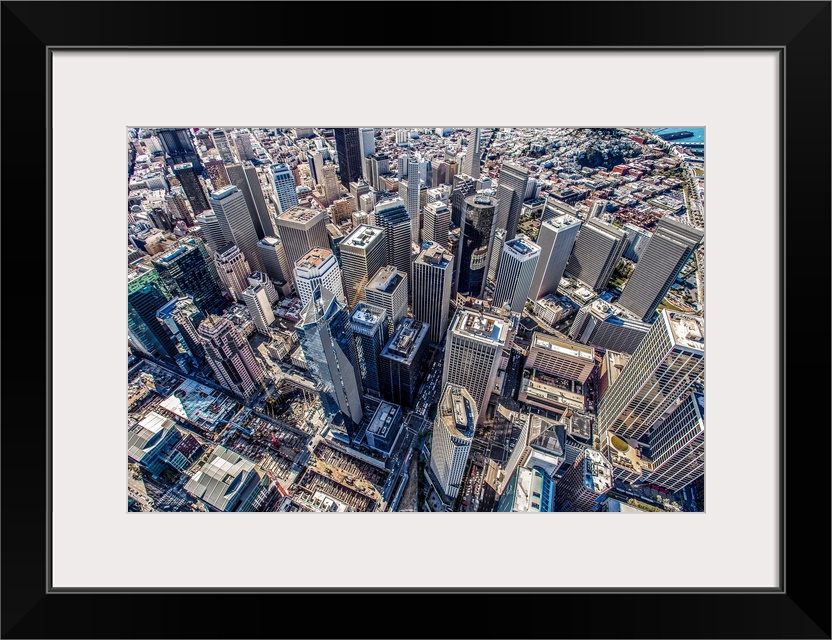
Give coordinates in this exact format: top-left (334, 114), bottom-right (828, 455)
top-left (439, 385), bottom-right (477, 439)
top-left (295, 247), bottom-right (334, 270)
top-left (532, 332), bottom-right (594, 360)
top-left (211, 185), bottom-right (238, 200)
top-left (159, 378), bottom-right (240, 430)
top-left (504, 237), bottom-right (541, 257)
top-left (342, 224), bottom-right (384, 248)
top-left (278, 206), bottom-right (322, 223)
top-left (184, 445), bottom-right (258, 511)
top-left (368, 266), bottom-right (404, 293)
top-left (416, 242), bottom-right (453, 267)
top-left (454, 310), bottom-right (507, 344)
top-left (383, 318), bottom-right (429, 362)
top-left (350, 303), bottom-right (386, 330)
top-left (367, 401), bottom-right (400, 438)
top-left (667, 312), bottom-right (705, 351)
top-left (582, 448), bottom-right (613, 493)
top-left (127, 412), bottom-right (176, 463)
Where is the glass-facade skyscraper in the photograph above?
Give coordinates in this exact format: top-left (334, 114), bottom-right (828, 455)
top-left (127, 269), bottom-right (178, 361)
top-left (151, 240), bottom-right (226, 316)
top-left (457, 193), bottom-right (497, 298)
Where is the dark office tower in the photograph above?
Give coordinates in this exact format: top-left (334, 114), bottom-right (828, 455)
top-left (152, 242), bottom-right (226, 316)
top-left (209, 185), bottom-right (264, 273)
top-left (373, 196), bottom-right (412, 283)
top-left (333, 127), bottom-right (362, 188)
top-left (274, 207), bottom-right (330, 284)
top-left (461, 127), bottom-right (482, 179)
top-left (380, 318), bottom-right (430, 407)
top-left (210, 128), bottom-right (236, 163)
top-left (205, 159), bottom-right (230, 190)
top-left (349, 302), bottom-right (388, 396)
top-left (226, 163), bottom-right (272, 239)
top-left (496, 162), bottom-right (529, 240)
top-left (597, 310), bottom-right (704, 445)
top-left (257, 236), bottom-right (291, 285)
top-left (450, 173), bottom-right (476, 227)
top-left (617, 218), bottom-right (704, 322)
top-left (457, 193), bottom-right (497, 298)
top-left (296, 286), bottom-right (364, 442)
top-left (156, 295), bottom-right (206, 368)
top-left (127, 269), bottom-right (178, 361)
top-left (564, 218), bottom-right (627, 292)
top-left (157, 128), bottom-right (201, 170)
top-left (412, 242), bottom-right (454, 344)
top-left (173, 162), bottom-right (210, 216)
top-left (198, 314), bottom-right (263, 399)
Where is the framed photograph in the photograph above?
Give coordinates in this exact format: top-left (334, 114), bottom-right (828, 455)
top-left (2, 1), bottom-right (829, 638)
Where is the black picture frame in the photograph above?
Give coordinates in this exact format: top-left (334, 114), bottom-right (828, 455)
top-left (2, 2), bottom-right (829, 638)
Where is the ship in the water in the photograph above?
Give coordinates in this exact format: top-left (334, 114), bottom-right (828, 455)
top-left (658, 130), bottom-right (694, 141)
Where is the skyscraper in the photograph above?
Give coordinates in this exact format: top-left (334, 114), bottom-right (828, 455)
top-left (293, 247), bottom-right (345, 310)
top-left (127, 269), bottom-right (178, 361)
top-left (495, 161), bottom-right (529, 239)
top-left (450, 173), bottom-right (476, 227)
top-left (274, 207), bottom-right (330, 283)
top-left (308, 151), bottom-right (324, 185)
top-left (442, 309), bottom-right (508, 424)
top-left (617, 218), bottom-right (704, 322)
top-left (358, 127), bottom-right (375, 159)
top-left (461, 127), bottom-right (482, 179)
top-left (423, 201), bottom-right (450, 247)
top-left (564, 218), bottom-right (627, 292)
top-left (198, 314), bottom-right (263, 399)
top-left (457, 193), bottom-right (497, 298)
top-left (527, 213), bottom-right (581, 301)
top-left (349, 302), bottom-right (388, 396)
top-left (214, 243), bottom-right (252, 302)
top-left (380, 318), bottom-right (430, 407)
top-left (209, 185), bottom-right (264, 273)
top-left (622, 223), bottom-right (652, 263)
top-left (554, 448), bottom-right (613, 512)
top-left (492, 236), bottom-right (541, 312)
top-left (597, 310), bottom-right (704, 444)
top-left (643, 392), bottom-right (704, 492)
top-left (339, 225), bottom-right (387, 308)
top-left (226, 162), bottom-right (273, 239)
top-left (157, 128), bottom-right (201, 170)
top-left (333, 127), bottom-right (362, 188)
top-left (373, 196), bottom-right (412, 283)
top-left (256, 236), bottom-right (291, 285)
top-left (172, 162), bottom-right (210, 216)
top-left (569, 299), bottom-right (651, 355)
top-left (269, 163), bottom-right (299, 215)
top-left (295, 286), bottom-right (364, 441)
top-left (210, 128), bottom-right (236, 163)
top-left (365, 265), bottom-right (408, 337)
top-left (402, 155), bottom-right (421, 243)
top-left (195, 211), bottom-right (226, 252)
top-left (321, 163), bottom-right (341, 206)
top-left (429, 384), bottom-right (478, 502)
top-left (486, 228), bottom-right (506, 287)
top-left (155, 295), bottom-right (205, 368)
top-left (205, 159), bottom-right (230, 190)
top-left (412, 241), bottom-right (454, 344)
top-left (151, 241), bottom-right (226, 316)
top-left (242, 284), bottom-right (275, 336)
top-left (365, 153), bottom-right (390, 191)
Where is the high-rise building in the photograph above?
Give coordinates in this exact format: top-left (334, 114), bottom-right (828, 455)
top-left (423, 201), bottom-right (450, 247)
top-left (358, 127), bottom-right (375, 159)
top-left (495, 162), bottom-right (529, 239)
top-left (461, 127), bottom-right (482, 179)
top-left (450, 173), bottom-right (476, 227)
top-left (564, 218), bottom-right (627, 292)
top-left (256, 236), bottom-right (291, 285)
top-left (349, 302), bottom-right (387, 396)
top-left (333, 127), bottom-right (362, 188)
top-left (457, 193), bottom-right (498, 298)
top-left (274, 207), bottom-right (330, 283)
top-left (402, 156), bottom-right (421, 243)
top-left (540, 197), bottom-right (578, 224)
top-left (486, 228), bottom-right (505, 287)
top-left (269, 163), bottom-right (299, 215)
top-left (210, 128), bottom-right (236, 163)
top-left (412, 241), bottom-right (454, 344)
top-left (526, 332), bottom-right (595, 385)
top-left (151, 242), bottom-right (226, 316)
top-left (622, 223), bottom-right (652, 263)
top-left (349, 180), bottom-right (371, 209)
top-left (527, 213), bottom-right (582, 301)
top-left (589, 199), bottom-right (608, 219)
top-left (617, 218), bottom-right (704, 322)
top-left (242, 284), bottom-right (275, 335)
top-left (198, 314), bottom-right (263, 399)
top-left (555, 448), bottom-right (613, 512)
top-left (429, 384), bottom-right (478, 501)
top-left (172, 162), bottom-right (210, 215)
top-left (321, 163), bottom-right (341, 206)
top-left (157, 128), bottom-right (201, 170)
top-left (597, 310), bottom-right (704, 444)
top-left (247, 271), bottom-right (279, 305)
top-left (195, 211), bottom-right (226, 252)
top-left (127, 269), bottom-right (178, 361)
top-left (498, 465), bottom-right (556, 513)
top-left (442, 309), bottom-right (508, 424)
top-left (308, 150), bottom-right (324, 185)
top-left (209, 185), bottom-right (264, 273)
top-left (569, 299), bottom-right (651, 355)
top-left (339, 225), bottom-right (387, 308)
top-left (294, 247), bottom-right (344, 310)
top-left (380, 318), bottom-right (430, 407)
top-left (492, 236), bottom-right (541, 312)
top-left (295, 286), bottom-right (364, 441)
top-left (365, 153), bottom-right (390, 191)
top-left (205, 159), bottom-right (230, 190)
top-left (373, 196), bottom-right (412, 284)
top-left (232, 130), bottom-right (256, 162)
top-left (226, 162), bottom-right (273, 239)
top-left (642, 392), bottom-right (704, 492)
top-left (214, 244), bottom-right (252, 303)
top-left (365, 266), bottom-right (408, 337)
top-left (155, 295), bottom-right (205, 367)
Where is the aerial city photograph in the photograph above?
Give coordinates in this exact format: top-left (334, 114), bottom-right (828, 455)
top-left (127, 125), bottom-right (705, 513)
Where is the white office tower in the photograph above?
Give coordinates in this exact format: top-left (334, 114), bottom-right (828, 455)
top-left (643, 392), bottom-right (704, 492)
top-left (195, 210), bottom-right (227, 252)
top-left (495, 161), bottom-right (529, 240)
top-left (274, 207), bottom-right (330, 284)
top-left (412, 242), bottom-right (454, 344)
top-left (527, 213), bottom-right (581, 301)
top-left (555, 448), bottom-right (613, 512)
top-left (622, 224), bottom-right (652, 263)
top-left (564, 218), bottom-right (627, 292)
top-left (373, 197), bottom-right (412, 284)
top-left (198, 314), bottom-right (262, 399)
top-left (210, 128), bottom-right (236, 163)
top-left (597, 310), bottom-right (704, 444)
top-left (269, 163), bottom-right (299, 214)
top-left (359, 127), bottom-right (375, 159)
top-left (365, 266), bottom-right (408, 336)
top-left (294, 247), bottom-right (345, 310)
top-left (402, 155), bottom-right (421, 243)
top-left (442, 309), bottom-right (508, 424)
top-left (247, 271), bottom-right (279, 305)
top-left (422, 201), bottom-right (450, 247)
top-left (209, 185), bottom-right (264, 272)
top-left (426, 184), bottom-right (451, 204)
top-left (617, 218), bottom-right (704, 322)
top-left (395, 129), bottom-right (409, 145)
top-left (226, 162), bottom-right (274, 239)
top-left (214, 244), bottom-right (252, 302)
top-left (492, 236), bottom-right (541, 312)
top-left (461, 127), bottom-right (482, 179)
top-left (242, 284), bottom-right (275, 335)
top-left (486, 228), bottom-right (506, 287)
top-left (256, 236), bottom-right (291, 286)
top-left (589, 199), bottom-right (608, 219)
top-left (339, 225), bottom-right (387, 308)
top-left (429, 384), bottom-right (478, 501)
